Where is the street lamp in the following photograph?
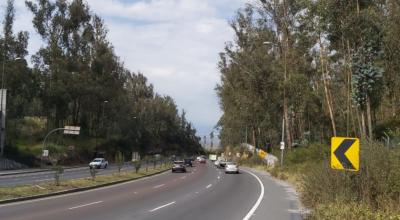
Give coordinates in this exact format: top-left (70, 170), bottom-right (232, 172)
top-left (0, 56), bottom-right (22, 157)
top-left (263, 40), bottom-right (285, 166)
top-left (102, 100), bottom-right (109, 137)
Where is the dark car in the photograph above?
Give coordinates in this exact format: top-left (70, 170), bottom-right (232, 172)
top-left (184, 158), bottom-right (193, 167)
top-left (172, 161), bottom-right (186, 173)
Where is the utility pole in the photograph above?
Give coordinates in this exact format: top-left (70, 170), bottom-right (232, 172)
top-left (280, 117), bottom-right (285, 166)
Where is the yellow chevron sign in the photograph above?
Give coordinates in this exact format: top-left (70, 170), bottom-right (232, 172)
top-left (258, 149), bottom-right (267, 159)
top-left (331, 137), bottom-right (359, 171)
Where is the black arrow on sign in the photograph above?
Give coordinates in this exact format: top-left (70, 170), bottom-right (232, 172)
top-left (334, 139), bottom-right (356, 170)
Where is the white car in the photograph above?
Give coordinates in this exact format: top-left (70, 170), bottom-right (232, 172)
top-left (89, 158), bottom-right (108, 169)
top-left (214, 160), bottom-right (220, 167)
top-left (224, 162), bottom-right (239, 174)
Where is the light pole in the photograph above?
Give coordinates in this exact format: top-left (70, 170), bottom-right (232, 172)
top-left (0, 49), bottom-right (21, 156)
top-left (263, 41), bottom-right (285, 166)
top-left (102, 100), bottom-right (108, 137)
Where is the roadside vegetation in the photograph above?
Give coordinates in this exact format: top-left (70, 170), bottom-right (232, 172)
top-left (0, 165), bottom-right (170, 201)
top-left (0, 0), bottom-right (203, 166)
top-left (216, 1), bottom-right (400, 219)
top-left (240, 141), bottom-right (400, 219)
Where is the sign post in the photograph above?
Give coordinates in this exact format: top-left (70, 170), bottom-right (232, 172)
top-left (0, 89), bottom-right (6, 157)
top-left (280, 117), bottom-right (285, 166)
top-left (331, 137), bottom-right (359, 171)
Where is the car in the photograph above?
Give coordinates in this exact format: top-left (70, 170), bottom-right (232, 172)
top-left (218, 160), bottom-right (227, 168)
top-left (184, 158), bottom-right (193, 167)
top-left (89, 158), bottom-right (108, 169)
top-left (224, 162), bottom-right (239, 174)
top-left (172, 161), bottom-right (186, 173)
top-left (198, 157), bottom-right (206, 163)
top-left (214, 160), bottom-right (220, 167)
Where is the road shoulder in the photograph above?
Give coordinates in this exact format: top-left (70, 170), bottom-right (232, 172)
top-left (242, 167), bottom-right (307, 220)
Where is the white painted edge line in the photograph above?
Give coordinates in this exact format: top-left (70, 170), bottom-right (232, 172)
top-left (149, 201), bottom-right (176, 212)
top-left (153, 184), bottom-right (165, 189)
top-left (206, 184), bottom-right (212, 189)
top-left (242, 169), bottom-right (264, 220)
top-left (68, 201), bottom-right (103, 210)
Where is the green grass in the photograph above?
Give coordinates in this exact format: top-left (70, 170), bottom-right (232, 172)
top-left (0, 166), bottom-right (169, 201)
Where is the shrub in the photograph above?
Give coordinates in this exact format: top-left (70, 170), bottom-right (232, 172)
top-left (302, 140), bottom-right (400, 216)
top-left (53, 165), bottom-right (64, 186)
top-left (308, 202), bottom-right (400, 220)
top-left (132, 160), bottom-right (141, 173)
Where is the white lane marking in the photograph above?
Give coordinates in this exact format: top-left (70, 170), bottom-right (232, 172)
top-left (133, 192), bottom-right (138, 194)
top-left (206, 184), bottom-right (212, 189)
top-left (149, 201), bottom-right (176, 212)
top-left (195, 191), bottom-right (199, 194)
top-left (68, 201), bottom-right (103, 210)
top-left (153, 184), bottom-right (165, 189)
top-left (217, 176), bottom-right (220, 179)
top-left (34, 178), bottom-right (53, 182)
top-left (242, 170), bottom-right (265, 220)
top-left (180, 176), bottom-right (186, 179)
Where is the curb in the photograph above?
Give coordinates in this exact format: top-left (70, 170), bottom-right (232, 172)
top-left (0, 162), bottom-right (139, 176)
top-left (0, 169), bottom-right (51, 176)
top-left (0, 166), bottom-right (87, 176)
top-left (0, 168), bottom-right (169, 205)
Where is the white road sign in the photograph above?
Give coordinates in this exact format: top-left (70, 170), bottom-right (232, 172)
top-left (64, 126), bottom-right (80, 135)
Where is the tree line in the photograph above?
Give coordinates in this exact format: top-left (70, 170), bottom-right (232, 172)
top-left (217, 0), bottom-right (400, 149)
top-left (0, 0), bottom-right (202, 162)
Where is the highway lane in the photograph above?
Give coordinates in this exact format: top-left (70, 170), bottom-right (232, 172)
top-left (0, 162), bottom-right (302, 220)
top-left (0, 163), bottom-right (159, 187)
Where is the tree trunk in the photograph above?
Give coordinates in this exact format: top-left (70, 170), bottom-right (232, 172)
top-left (252, 127), bottom-right (256, 148)
top-left (360, 111), bottom-right (367, 139)
top-left (366, 95), bottom-right (373, 139)
top-left (319, 38), bottom-right (337, 136)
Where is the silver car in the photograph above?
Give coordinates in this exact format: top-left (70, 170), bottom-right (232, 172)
top-left (224, 162), bottom-right (239, 174)
top-left (89, 158), bottom-right (108, 169)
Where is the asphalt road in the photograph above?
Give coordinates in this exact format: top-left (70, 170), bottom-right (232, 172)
top-left (0, 162), bottom-right (302, 220)
top-left (0, 163), bottom-right (153, 187)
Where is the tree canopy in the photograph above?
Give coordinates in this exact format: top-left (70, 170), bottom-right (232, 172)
top-left (0, 0), bottom-right (202, 162)
top-left (217, 0), bottom-right (400, 149)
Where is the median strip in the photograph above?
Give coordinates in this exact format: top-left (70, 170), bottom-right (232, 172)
top-left (149, 201), bottom-right (176, 212)
top-left (68, 200), bottom-right (103, 210)
top-left (0, 166), bottom-right (170, 204)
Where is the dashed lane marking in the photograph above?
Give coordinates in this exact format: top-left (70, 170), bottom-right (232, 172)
top-left (149, 201), bottom-right (176, 212)
top-left (153, 184), bottom-right (165, 189)
top-left (68, 201), bottom-right (103, 210)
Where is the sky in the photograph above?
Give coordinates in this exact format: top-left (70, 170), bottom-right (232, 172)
top-left (3, 0), bottom-right (249, 139)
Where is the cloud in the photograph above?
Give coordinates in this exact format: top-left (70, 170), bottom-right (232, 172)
top-left (4, 0), bottom-right (248, 136)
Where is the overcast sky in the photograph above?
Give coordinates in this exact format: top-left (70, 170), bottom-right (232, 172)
top-left (3, 0), bottom-right (248, 137)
